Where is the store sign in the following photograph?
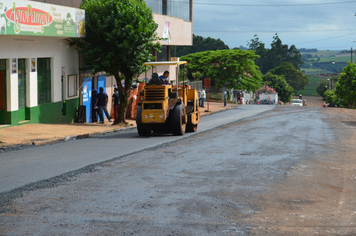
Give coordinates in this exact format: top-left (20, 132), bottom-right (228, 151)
top-left (0, 1), bottom-right (85, 38)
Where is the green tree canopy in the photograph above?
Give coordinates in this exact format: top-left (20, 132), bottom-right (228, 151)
top-left (316, 79), bottom-right (328, 97)
top-left (268, 62), bottom-right (308, 92)
top-left (255, 85), bottom-right (276, 95)
top-left (75, 0), bottom-right (161, 123)
top-left (248, 34), bottom-right (303, 74)
top-left (263, 72), bottom-right (294, 102)
top-left (324, 90), bottom-right (340, 107)
top-left (335, 62), bottom-right (356, 108)
top-left (172, 34), bottom-right (229, 57)
top-left (181, 49), bottom-right (262, 91)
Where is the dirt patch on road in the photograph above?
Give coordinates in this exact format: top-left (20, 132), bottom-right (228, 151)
top-left (248, 107), bottom-right (356, 235)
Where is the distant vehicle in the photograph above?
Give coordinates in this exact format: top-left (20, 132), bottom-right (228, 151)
top-left (327, 103), bottom-right (337, 107)
top-left (291, 99), bottom-right (303, 107)
top-left (258, 99), bottom-right (273, 105)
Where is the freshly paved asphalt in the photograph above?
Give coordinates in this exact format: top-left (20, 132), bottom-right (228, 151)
top-left (0, 105), bottom-right (274, 193)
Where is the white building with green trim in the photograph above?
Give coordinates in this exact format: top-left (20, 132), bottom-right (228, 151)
top-left (0, 0), bottom-right (193, 126)
top-left (0, 0), bottom-right (84, 126)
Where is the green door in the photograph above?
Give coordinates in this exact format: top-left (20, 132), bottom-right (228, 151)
top-left (0, 60), bottom-right (6, 124)
top-left (18, 59), bottom-right (26, 122)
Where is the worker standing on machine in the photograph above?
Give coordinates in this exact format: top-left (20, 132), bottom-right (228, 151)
top-left (159, 71), bottom-right (170, 85)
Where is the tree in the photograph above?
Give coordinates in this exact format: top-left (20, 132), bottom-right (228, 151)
top-left (255, 85), bottom-right (276, 95)
top-left (324, 90), bottom-right (340, 107)
top-left (247, 35), bottom-right (268, 74)
top-left (316, 79), bottom-right (328, 97)
top-left (75, 0), bottom-right (161, 123)
top-left (335, 62), bottom-right (356, 108)
top-left (263, 73), bottom-right (294, 102)
top-left (192, 71), bottom-right (203, 81)
top-left (248, 34), bottom-right (303, 74)
top-left (268, 62), bottom-right (308, 92)
top-left (180, 49), bottom-right (263, 91)
top-left (172, 34), bottom-right (229, 57)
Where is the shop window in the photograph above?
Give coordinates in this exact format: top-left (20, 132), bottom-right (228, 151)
top-left (162, 0), bottom-right (168, 15)
top-left (145, 0), bottom-right (191, 21)
top-left (37, 58), bottom-right (51, 104)
top-left (0, 60), bottom-right (5, 70)
top-left (157, 46), bottom-right (168, 61)
top-left (68, 75), bottom-right (78, 97)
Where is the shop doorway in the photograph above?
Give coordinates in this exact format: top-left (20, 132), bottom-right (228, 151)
top-left (0, 60), bottom-right (6, 124)
top-left (18, 59), bottom-right (27, 122)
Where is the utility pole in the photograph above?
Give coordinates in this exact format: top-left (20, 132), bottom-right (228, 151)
top-left (350, 41), bottom-right (356, 62)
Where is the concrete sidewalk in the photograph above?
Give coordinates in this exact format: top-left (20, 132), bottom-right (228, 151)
top-left (0, 102), bottom-right (239, 149)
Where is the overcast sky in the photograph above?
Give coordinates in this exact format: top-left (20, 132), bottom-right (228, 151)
top-left (192, 0), bottom-right (356, 51)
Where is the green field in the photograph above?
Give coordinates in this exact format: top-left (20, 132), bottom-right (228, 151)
top-left (302, 68), bottom-right (328, 75)
top-left (297, 75), bottom-right (323, 96)
top-left (318, 56), bottom-right (352, 63)
top-left (300, 50), bottom-right (339, 57)
top-left (299, 49), bottom-right (350, 94)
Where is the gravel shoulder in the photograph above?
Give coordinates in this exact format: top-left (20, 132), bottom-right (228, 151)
top-left (249, 107), bottom-right (356, 235)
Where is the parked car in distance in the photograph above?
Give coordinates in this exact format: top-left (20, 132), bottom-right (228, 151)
top-left (327, 103), bottom-right (337, 107)
top-left (291, 99), bottom-right (303, 106)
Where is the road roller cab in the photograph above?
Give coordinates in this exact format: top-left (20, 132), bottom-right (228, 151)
top-left (136, 61), bottom-right (200, 136)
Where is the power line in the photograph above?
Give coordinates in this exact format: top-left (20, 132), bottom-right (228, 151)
top-left (295, 32), bottom-right (356, 45)
top-left (194, 29), bottom-right (354, 33)
top-left (192, 1), bottom-right (356, 7)
top-left (194, 9), bottom-right (352, 20)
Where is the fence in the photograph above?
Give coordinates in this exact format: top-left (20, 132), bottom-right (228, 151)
top-left (179, 80), bottom-right (202, 90)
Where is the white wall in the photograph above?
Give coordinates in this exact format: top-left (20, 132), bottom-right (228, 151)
top-left (259, 93), bottom-right (278, 103)
top-left (9, 72), bottom-right (18, 111)
top-left (0, 35), bottom-right (79, 111)
top-left (27, 59), bottom-right (37, 108)
top-left (60, 39), bottom-right (80, 100)
top-left (242, 93), bottom-right (252, 105)
top-left (154, 14), bottom-right (193, 46)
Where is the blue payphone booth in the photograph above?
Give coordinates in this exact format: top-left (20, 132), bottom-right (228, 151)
top-left (82, 77), bottom-right (92, 123)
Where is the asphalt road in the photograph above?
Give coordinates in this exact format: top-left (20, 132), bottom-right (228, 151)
top-left (0, 105), bottom-right (274, 193)
top-left (3, 105), bottom-right (355, 235)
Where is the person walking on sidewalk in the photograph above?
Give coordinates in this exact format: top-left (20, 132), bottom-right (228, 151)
top-left (112, 87), bottom-right (120, 122)
top-left (201, 87), bottom-right (206, 107)
top-left (222, 89), bottom-right (228, 107)
top-left (95, 87), bottom-right (111, 124)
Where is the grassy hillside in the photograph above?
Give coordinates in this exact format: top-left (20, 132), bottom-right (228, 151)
top-left (300, 50), bottom-right (339, 57)
top-left (318, 56), bottom-right (352, 63)
top-left (301, 68), bottom-right (328, 75)
top-left (297, 75), bottom-right (323, 96)
top-left (301, 50), bottom-right (351, 75)
top-left (290, 50), bottom-right (349, 96)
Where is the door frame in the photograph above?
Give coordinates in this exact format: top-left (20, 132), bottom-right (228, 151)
top-left (18, 58), bottom-right (27, 122)
top-left (0, 59), bottom-right (7, 124)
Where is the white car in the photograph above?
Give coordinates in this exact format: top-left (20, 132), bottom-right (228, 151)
top-left (291, 99), bottom-right (303, 106)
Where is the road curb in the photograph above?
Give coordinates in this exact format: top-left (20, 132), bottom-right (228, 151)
top-left (0, 126), bottom-right (137, 153)
top-left (0, 108), bottom-right (234, 153)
